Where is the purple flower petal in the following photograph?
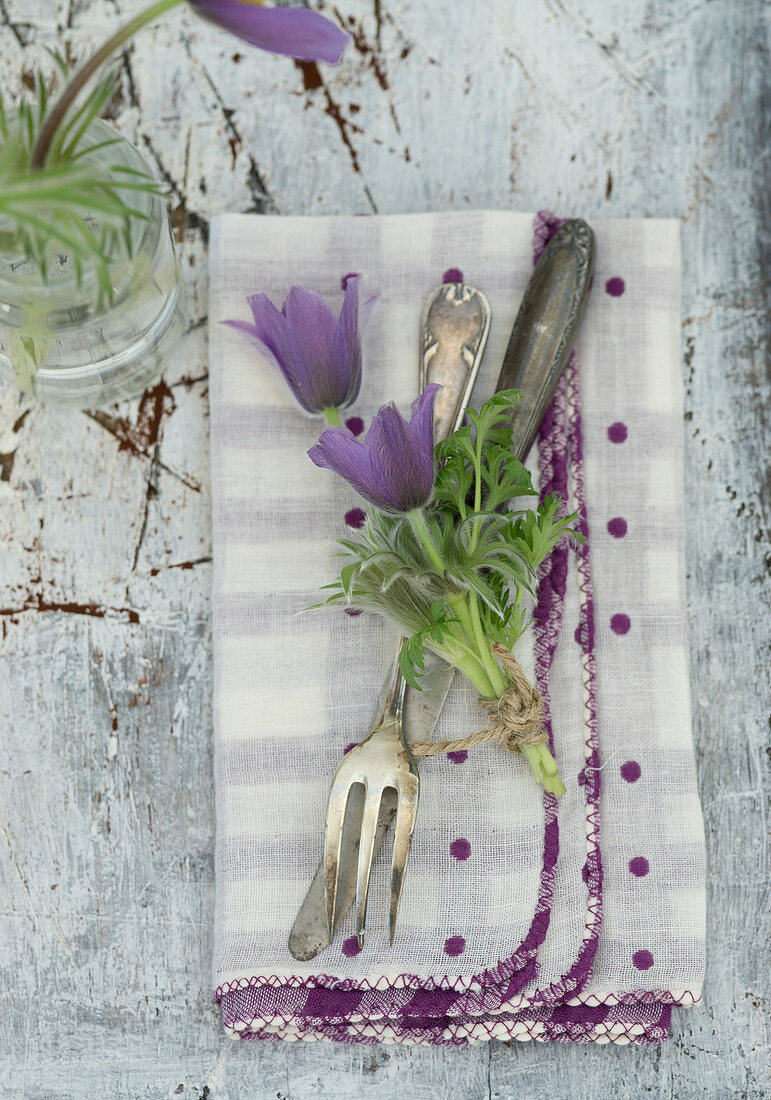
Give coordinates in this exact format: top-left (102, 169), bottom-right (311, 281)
top-left (409, 383), bottom-right (440, 458)
top-left (333, 275), bottom-right (362, 407)
top-left (309, 427), bottom-right (390, 510)
top-left (223, 297), bottom-right (311, 414)
top-left (190, 1), bottom-right (350, 64)
top-left (245, 294), bottom-right (297, 380)
top-left (245, 293), bottom-right (292, 360)
top-left (284, 286), bottom-right (341, 410)
top-left (308, 384), bottom-right (438, 513)
top-left (365, 403), bottom-right (433, 511)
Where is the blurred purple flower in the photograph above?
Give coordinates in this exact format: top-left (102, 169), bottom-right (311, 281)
top-left (190, 1), bottom-right (349, 63)
top-left (225, 277), bottom-right (365, 415)
top-left (308, 384), bottom-right (440, 514)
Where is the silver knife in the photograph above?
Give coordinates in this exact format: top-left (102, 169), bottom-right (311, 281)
top-left (288, 219), bottom-right (595, 961)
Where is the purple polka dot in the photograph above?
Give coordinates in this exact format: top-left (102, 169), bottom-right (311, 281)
top-left (345, 507), bottom-right (366, 529)
top-left (629, 856), bottom-right (650, 877)
top-left (620, 760), bottom-right (641, 783)
top-left (605, 276), bottom-right (625, 297)
top-left (574, 624), bottom-right (582, 645)
top-left (443, 267), bottom-right (463, 283)
top-left (611, 613), bottom-right (631, 635)
top-left (632, 949), bottom-right (654, 971)
top-left (607, 421), bottom-right (628, 443)
top-left (345, 608), bottom-right (362, 618)
top-left (343, 742), bottom-right (357, 755)
top-left (581, 862), bottom-right (590, 884)
top-left (341, 272), bottom-right (359, 290)
top-left (444, 935), bottom-right (466, 956)
top-left (607, 517), bottom-right (627, 538)
top-left (341, 936), bottom-right (361, 957)
top-left (447, 750), bottom-right (468, 764)
top-left (345, 416), bottom-right (364, 437)
top-left (449, 838), bottom-right (471, 861)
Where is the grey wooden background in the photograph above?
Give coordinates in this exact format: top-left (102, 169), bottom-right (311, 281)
top-left (0, 1), bottom-right (768, 1097)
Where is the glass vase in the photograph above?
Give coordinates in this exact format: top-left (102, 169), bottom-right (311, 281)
top-left (0, 118), bottom-right (185, 408)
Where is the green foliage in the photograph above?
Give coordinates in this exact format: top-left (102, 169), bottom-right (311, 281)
top-left (318, 388), bottom-right (584, 688)
top-left (0, 53), bottom-right (162, 299)
top-left (397, 599), bottom-right (453, 690)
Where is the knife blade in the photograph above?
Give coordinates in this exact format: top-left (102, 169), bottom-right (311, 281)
top-left (288, 219), bottom-right (595, 961)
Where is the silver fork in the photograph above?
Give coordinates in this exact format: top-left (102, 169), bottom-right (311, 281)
top-left (324, 649), bottom-right (415, 947)
top-left (323, 283), bottom-right (492, 948)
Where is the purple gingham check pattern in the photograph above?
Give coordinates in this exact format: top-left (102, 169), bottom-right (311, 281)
top-left (208, 211), bottom-right (705, 1044)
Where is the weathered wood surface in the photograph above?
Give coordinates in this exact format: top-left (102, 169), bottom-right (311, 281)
top-left (0, 1), bottom-right (768, 1097)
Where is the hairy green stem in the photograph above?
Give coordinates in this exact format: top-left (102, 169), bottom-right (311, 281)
top-left (438, 634), bottom-right (483, 668)
top-left (451, 592), bottom-right (565, 795)
top-left (469, 594), bottom-right (507, 697)
top-left (468, 418), bottom-right (485, 549)
top-left (322, 406), bottom-right (343, 426)
top-left (445, 651), bottom-right (496, 699)
top-left (522, 745), bottom-right (565, 796)
top-left (408, 508), bottom-right (446, 576)
top-left (31, 0), bottom-right (185, 170)
top-left (447, 594), bottom-right (477, 648)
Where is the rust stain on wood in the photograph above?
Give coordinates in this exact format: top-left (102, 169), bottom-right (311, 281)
top-left (85, 380), bottom-right (176, 461)
top-left (0, 597), bottom-right (140, 624)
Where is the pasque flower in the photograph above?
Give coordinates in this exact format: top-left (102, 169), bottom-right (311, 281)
top-left (225, 277), bottom-right (365, 418)
top-left (312, 388), bottom-right (580, 796)
top-left (189, 1), bottom-right (349, 63)
top-left (308, 384), bottom-right (440, 513)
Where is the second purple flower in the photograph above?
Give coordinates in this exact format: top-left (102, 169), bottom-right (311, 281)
top-left (308, 384), bottom-right (440, 514)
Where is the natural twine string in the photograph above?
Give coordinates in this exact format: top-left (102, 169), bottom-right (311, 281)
top-left (411, 644), bottom-right (549, 758)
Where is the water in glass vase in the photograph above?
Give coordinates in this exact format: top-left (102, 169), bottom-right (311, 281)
top-left (0, 118), bottom-right (185, 408)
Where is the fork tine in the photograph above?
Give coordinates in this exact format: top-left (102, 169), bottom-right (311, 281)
top-left (324, 775), bottom-right (355, 941)
top-left (355, 786), bottom-right (383, 949)
top-left (389, 781), bottom-right (419, 945)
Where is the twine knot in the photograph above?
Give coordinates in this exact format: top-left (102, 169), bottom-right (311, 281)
top-left (411, 644), bottom-right (548, 758)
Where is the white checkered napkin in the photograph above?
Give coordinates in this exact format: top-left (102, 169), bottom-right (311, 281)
top-left (208, 212), bottom-right (705, 1043)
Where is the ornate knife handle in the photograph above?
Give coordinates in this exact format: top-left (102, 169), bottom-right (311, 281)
top-left (499, 219), bottom-right (595, 461)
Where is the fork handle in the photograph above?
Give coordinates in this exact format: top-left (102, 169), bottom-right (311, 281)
top-left (373, 643), bottom-right (407, 731)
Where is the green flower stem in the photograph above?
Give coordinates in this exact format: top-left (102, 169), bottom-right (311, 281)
top-left (448, 594), bottom-right (477, 649)
top-left (446, 595), bottom-right (565, 796)
top-left (408, 508), bottom-right (446, 577)
top-left (322, 407), bottom-right (343, 427)
top-left (409, 511), bottom-right (481, 657)
top-left (468, 592), bottom-right (507, 696)
top-left (445, 613), bottom-right (484, 669)
top-left (439, 649), bottom-right (496, 699)
top-left (522, 745), bottom-right (565, 796)
top-left (468, 419), bottom-right (485, 550)
top-left (31, 0), bottom-right (185, 170)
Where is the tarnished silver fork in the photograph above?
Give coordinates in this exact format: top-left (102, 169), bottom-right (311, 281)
top-left (323, 283), bottom-right (492, 948)
top-left (324, 649), bottom-right (415, 947)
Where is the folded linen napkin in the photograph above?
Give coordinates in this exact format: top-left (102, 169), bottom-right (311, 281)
top-left (209, 210), bottom-right (705, 1045)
